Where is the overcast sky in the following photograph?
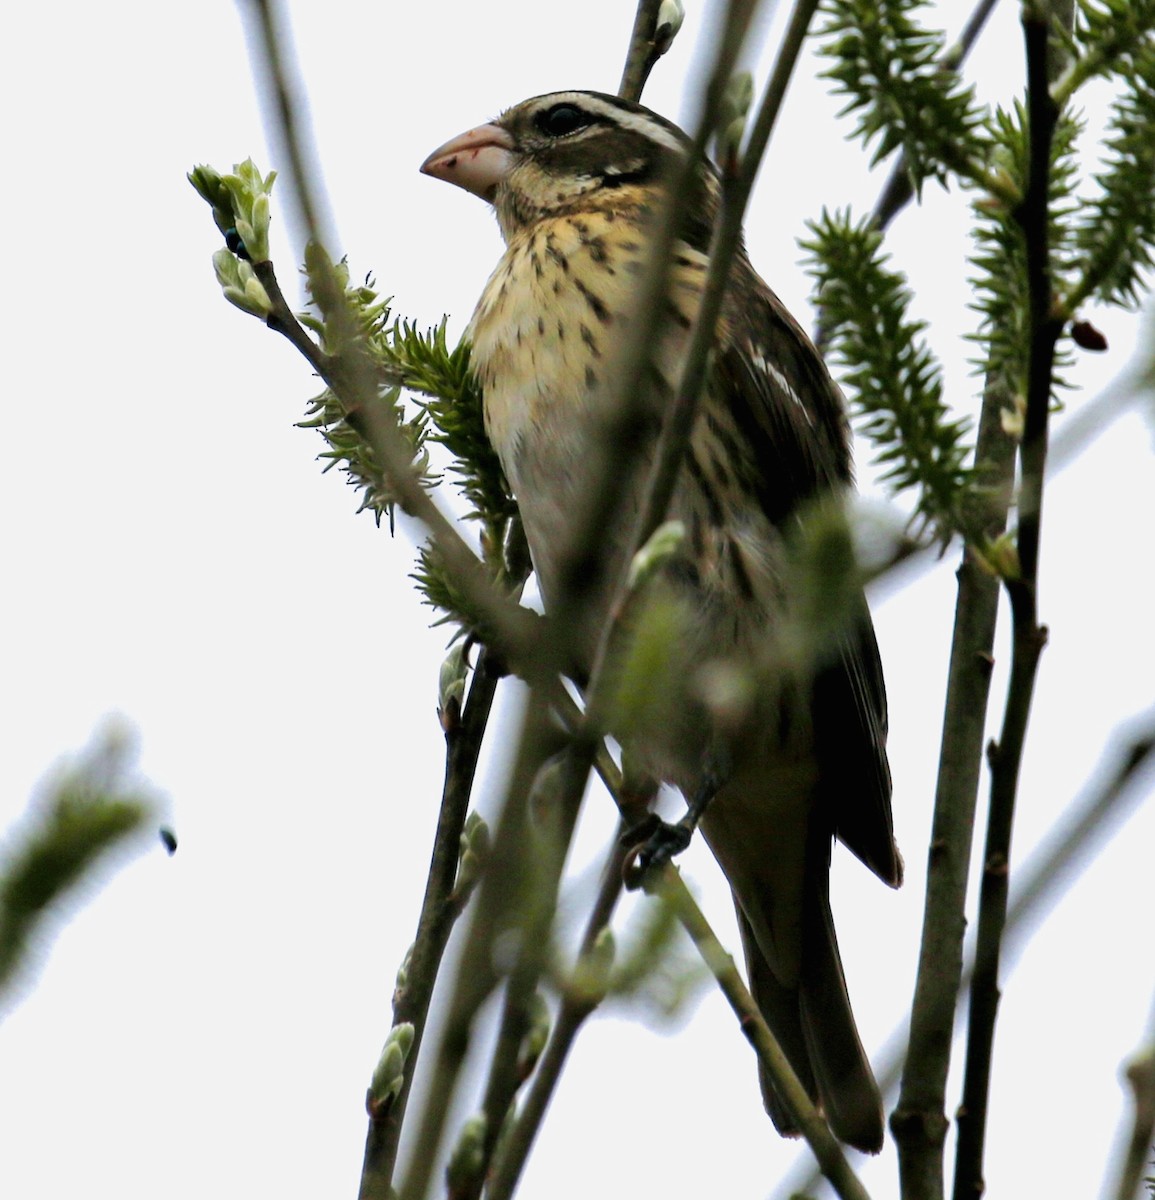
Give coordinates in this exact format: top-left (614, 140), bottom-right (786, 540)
top-left (1, 2), bottom-right (1153, 1199)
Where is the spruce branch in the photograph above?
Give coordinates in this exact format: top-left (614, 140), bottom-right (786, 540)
top-left (816, 0), bottom-right (998, 196)
top-left (802, 209), bottom-right (976, 541)
top-left (872, 0), bottom-right (1004, 230)
top-left (1054, 0), bottom-right (1155, 103)
top-left (969, 103), bottom-right (1081, 428)
top-left (1063, 42), bottom-right (1155, 314)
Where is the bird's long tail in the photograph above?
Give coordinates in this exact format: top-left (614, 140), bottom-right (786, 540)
top-left (734, 873), bottom-right (884, 1154)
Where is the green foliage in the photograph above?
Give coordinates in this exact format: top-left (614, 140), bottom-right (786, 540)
top-left (970, 104), bottom-right (1081, 420)
top-left (803, 208), bottom-right (974, 539)
top-left (1067, 42), bottom-right (1155, 310)
top-left (0, 727), bottom-right (156, 1008)
top-left (295, 248), bottom-right (517, 629)
top-left (188, 158), bottom-right (276, 262)
top-left (1061, 0), bottom-right (1155, 95)
top-left (393, 320), bottom-right (518, 542)
top-left (816, 0), bottom-right (986, 193)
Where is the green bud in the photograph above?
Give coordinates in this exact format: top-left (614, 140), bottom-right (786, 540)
top-left (517, 992), bottom-right (552, 1079)
top-left (218, 158), bottom-right (276, 262)
top-left (393, 942), bottom-right (414, 1006)
top-left (188, 163), bottom-right (237, 237)
top-left (1000, 392), bottom-right (1026, 439)
top-left (978, 533), bottom-right (1021, 581)
top-left (454, 811), bottom-right (490, 900)
top-left (627, 519), bottom-right (685, 592)
top-left (188, 163), bottom-right (225, 205)
top-left (607, 590), bottom-right (691, 741)
top-left (654, 0), bottom-right (685, 56)
top-left (694, 659), bottom-right (756, 735)
top-left (572, 927), bottom-right (616, 1006)
top-left (366, 1022), bottom-right (415, 1116)
top-left (715, 71), bottom-right (754, 168)
top-left (212, 249), bottom-right (272, 318)
top-left (445, 1113), bottom-right (487, 1196)
top-left (212, 247), bottom-right (242, 291)
top-left (438, 644), bottom-right (468, 729)
top-left (526, 755), bottom-right (568, 827)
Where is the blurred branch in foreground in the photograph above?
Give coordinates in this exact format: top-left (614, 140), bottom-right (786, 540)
top-left (0, 723), bottom-right (161, 1013)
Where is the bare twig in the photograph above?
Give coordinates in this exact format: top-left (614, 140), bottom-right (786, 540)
top-left (1109, 1014), bottom-right (1155, 1200)
top-left (660, 869), bottom-right (875, 1200)
top-left (624, 0), bottom-right (821, 568)
top-left (892, 352), bottom-right (1016, 1200)
top-left (242, 0), bottom-right (334, 250)
top-left (780, 717), bottom-right (1155, 1200)
top-left (951, 10), bottom-right (1064, 1197)
top-left (484, 828), bottom-right (633, 1200)
top-left (619, 0), bottom-right (665, 102)
top-left (357, 654), bottom-right (500, 1200)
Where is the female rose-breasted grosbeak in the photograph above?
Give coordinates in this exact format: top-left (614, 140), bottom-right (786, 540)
top-left (422, 90), bottom-right (901, 1153)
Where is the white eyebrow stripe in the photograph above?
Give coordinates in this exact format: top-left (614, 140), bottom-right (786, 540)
top-left (528, 92), bottom-right (688, 155)
top-left (607, 108), bottom-right (687, 154)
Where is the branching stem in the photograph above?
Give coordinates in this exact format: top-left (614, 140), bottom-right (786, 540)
top-left (951, 10), bottom-right (1063, 1197)
top-left (357, 655), bottom-right (500, 1200)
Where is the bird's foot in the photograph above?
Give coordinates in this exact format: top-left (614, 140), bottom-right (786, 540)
top-left (621, 815), bottom-right (693, 889)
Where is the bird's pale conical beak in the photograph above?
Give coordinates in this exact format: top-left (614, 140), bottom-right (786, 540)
top-left (420, 123), bottom-right (514, 202)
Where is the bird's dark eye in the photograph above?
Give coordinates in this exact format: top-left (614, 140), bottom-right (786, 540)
top-left (536, 103), bottom-right (592, 138)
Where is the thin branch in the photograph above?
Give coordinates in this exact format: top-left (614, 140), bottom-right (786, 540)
top-left (233, 10), bottom-right (551, 1196)
top-left (659, 869), bottom-right (875, 1200)
top-left (619, 0), bottom-right (665, 102)
top-left (1109, 1016), bottom-right (1155, 1200)
top-left (394, 702), bottom-right (568, 1200)
top-left (645, 0), bottom-right (818, 514)
top-left (357, 653), bottom-right (500, 1200)
top-left (485, 828), bottom-right (633, 1200)
top-left (780, 717), bottom-right (1155, 1200)
top-left (543, 0), bottom-right (757, 688)
top-left (459, 746), bottom-right (595, 1200)
top-left (951, 8), bottom-right (1063, 1196)
top-left (238, 0), bottom-right (546, 679)
top-left (242, 0), bottom-right (333, 250)
top-left (622, 0), bottom-right (821, 569)
top-left (892, 357), bottom-right (1015, 1200)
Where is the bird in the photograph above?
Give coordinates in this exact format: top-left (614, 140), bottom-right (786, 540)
top-left (421, 89), bottom-right (901, 1153)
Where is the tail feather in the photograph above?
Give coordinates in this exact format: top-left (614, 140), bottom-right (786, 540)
top-left (798, 881), bottom-right (884, 1153)
top-left (731, 876), bottom-right (884, 1154)
top-left (735, 909), bottom-right (814, 1134)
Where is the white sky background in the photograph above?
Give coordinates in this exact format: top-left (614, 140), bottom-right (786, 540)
top-left (1, 1), bottom-right (1154, 1198)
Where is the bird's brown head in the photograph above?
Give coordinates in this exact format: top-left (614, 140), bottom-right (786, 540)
top-left (421, 90), bottom-right (702, 241)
